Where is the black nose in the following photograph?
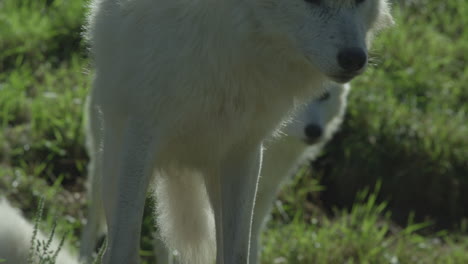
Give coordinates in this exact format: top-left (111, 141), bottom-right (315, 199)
top-left (337, 47), bottom-right (367, 72)
top-left (304, 124), bottom-right (323, 141)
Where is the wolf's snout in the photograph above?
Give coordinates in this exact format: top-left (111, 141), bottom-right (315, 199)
top-left (304, 124), bottom-right (323, 143)
top-left (337, 47), bottom-right (367, 72)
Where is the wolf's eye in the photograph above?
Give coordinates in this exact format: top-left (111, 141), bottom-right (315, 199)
top-left (305, 0), bottom-right (321, 5)
top-left (318, 91), bottom-right (330, 101)
top-left (356, 0), bottom-right (366, 4)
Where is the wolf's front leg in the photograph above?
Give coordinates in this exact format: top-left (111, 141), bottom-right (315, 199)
top-left (101, 118), bottom-right (158, 264)
top-left (206, 144), bottom-right (263, 264)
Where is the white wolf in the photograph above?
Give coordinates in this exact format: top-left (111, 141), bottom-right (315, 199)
top-left (83, 0), bottom-right (393, 263)
top-left (0, 198), bottom-right (79, 264)
top-left (250, 82), bottom-right (350, 263)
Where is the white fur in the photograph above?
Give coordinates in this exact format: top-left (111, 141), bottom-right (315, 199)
top-left (0, 198), bottom-right (79, 264)
top-left (79, 95), bottom-right (106, 262)
top-left (82, 0), bottom-right (392, 263)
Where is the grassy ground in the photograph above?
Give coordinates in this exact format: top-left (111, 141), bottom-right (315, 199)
top-left (0, 0), bottom-right (467, 263)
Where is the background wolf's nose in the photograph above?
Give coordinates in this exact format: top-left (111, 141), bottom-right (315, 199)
top-left (337, 47), bottom-right (367, 72)
top-left (305, 124), bottom-right (323, 141)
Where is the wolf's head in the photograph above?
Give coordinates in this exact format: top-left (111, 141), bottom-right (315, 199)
top-left (252, 0), bottom-right (394, 83)
top-left (285, 82), bottom-right (351, 144)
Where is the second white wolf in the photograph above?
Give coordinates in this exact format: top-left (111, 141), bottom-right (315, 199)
top-left (251, 82), bottom-right (350, 263)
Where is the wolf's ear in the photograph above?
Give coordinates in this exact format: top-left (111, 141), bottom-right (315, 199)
top-left (376, 1), bottom-right (395, 30)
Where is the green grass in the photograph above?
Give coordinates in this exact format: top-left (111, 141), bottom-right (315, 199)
top-left (0, 0), bottom-right (467, 263)
top-left (28, 198), bottom-right (69, 264)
